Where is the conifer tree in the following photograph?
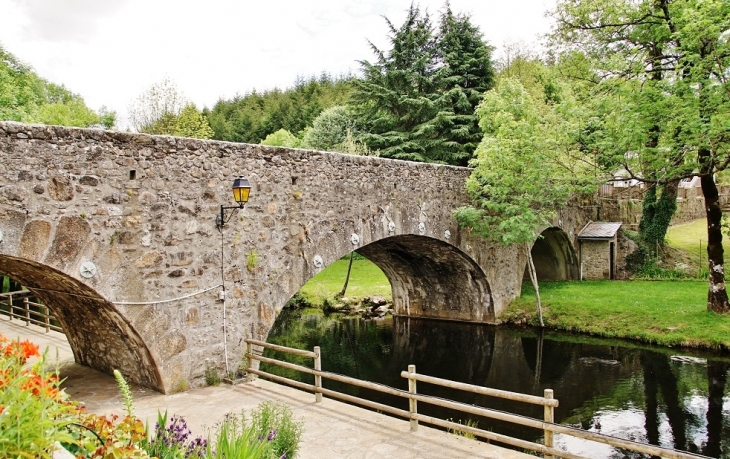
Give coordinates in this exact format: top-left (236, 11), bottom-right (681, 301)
top-left (350, 2), bottom-right (495, 165)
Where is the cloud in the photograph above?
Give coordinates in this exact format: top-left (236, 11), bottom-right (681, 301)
top-left (13, 0), bottom-right (129, 42)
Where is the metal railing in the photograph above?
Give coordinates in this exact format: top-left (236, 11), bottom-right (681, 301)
top-left (244, 338), bottom-right (709, 459)
top-left (0, 290), bottom-right (62, 333)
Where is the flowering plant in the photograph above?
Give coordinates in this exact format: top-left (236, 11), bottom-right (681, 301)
top-left (0, 333), bottom-right (75, 458)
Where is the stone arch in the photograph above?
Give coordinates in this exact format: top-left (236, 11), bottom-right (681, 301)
top-left (0, 254), bottom-right (164, 391)
top-left (528, 227), bottom-right (579, 281)
top-left (357, 235), bottom-right (494, 322)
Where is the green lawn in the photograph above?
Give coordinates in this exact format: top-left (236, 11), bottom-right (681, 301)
top-left (665, 218), bottom-right (730, 269)
top-left (298, 257), bottom-right (391, 303)
top-left (506, 280), bottom-right (730, 350)
top-left (296, 222), bottom-right (730, 352)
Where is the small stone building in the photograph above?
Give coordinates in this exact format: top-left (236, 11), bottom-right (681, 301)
top-left (578, 222), bottom-right (623, 280)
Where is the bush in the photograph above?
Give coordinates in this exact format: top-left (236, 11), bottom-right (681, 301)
top-left (285, 292), bottom-right (312, 310)
top-left (203, 402), bottom-right (303, 459)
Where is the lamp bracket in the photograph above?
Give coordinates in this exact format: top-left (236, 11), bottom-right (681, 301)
top-left (217, 203), bottom-right (245, 229)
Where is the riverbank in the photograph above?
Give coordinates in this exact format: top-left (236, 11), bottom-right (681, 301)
top-left (503, 280), bottom-right (730, 352)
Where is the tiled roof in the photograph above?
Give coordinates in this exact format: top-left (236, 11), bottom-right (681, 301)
top-left (578, 222), bottom-right (622, 239)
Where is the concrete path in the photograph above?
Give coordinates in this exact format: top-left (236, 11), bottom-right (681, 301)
top-left (0, 318), bottom-right (533, 459)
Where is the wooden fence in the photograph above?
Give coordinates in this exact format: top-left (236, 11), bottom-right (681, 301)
top-left (244, 338), bottom-right (709, 459)
top-left (0, 290), bottom-right (62, 333)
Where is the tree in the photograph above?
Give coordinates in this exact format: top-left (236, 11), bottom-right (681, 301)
top-left (301, 105), bottom-right (356, 151)
top-left (128, 78), bottom-right (187, 134)
top-left (350, 2), bottom-right (495, 166)
top-left (206, 75), bottom-right (355, 144)
top-left (551, 0), bottom-right (730, 313)
top-left (260, 129), bottom-right (301, 148)
top-left (128, 79), bottom-right (214, 139)
top-left (173, 104), bottom-right (214, 139)
top-left (350, 3), bottom-right (439, 162)
top-left (455, 78), bottom-right (596, 326)
top-left (432, 4), bottom-right (495, 163)
top-left (1, 43), bottom-right (109, 128)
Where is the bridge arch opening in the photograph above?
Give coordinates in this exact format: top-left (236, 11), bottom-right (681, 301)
top-left (527, 227), bottom-right (579, 281)
top-left (356, 235), bottom-right (494, 322)
top-left (0, 254), bottom-right (164, 391)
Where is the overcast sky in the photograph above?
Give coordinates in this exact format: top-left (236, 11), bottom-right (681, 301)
top-left (0, 0), bottom-right (556, 129)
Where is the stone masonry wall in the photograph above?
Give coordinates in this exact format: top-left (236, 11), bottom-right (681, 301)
top-left (580, 239), bottom-right (613, 280)
top-left (0, 121), bottom-right (564, 392)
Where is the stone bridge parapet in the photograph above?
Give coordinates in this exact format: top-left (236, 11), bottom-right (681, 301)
top-left (0, 122), bottom-right (589, 392)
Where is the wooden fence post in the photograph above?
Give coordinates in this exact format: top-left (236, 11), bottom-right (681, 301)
top-left (408, 364), bottom-right (418, 431)
top-left (544, 388), bottom-right (554, 458)
top-left (23, 297), bottom-right (30, 326)
top-left (314, 346), bottom-right (322, 403)
top-left (3, 294), bottom-right (10, 321)
top-left (246, 340), bottom-right (255, 382)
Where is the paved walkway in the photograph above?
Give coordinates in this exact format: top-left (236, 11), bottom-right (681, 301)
top-left (0, 318), bottom-right (532, 459)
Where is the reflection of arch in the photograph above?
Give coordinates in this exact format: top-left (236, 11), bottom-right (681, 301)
top-left (0, 255), bottom-right (164, 391)
top-left (528, 228), bottom-right (579, 281)
top-left (357, 235), bottom-right (494, 322)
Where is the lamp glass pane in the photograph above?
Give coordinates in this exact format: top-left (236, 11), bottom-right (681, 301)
top-left (231, 177), bottom-right (251, 204)
top-left (233, 186), bottom-right (250, 203)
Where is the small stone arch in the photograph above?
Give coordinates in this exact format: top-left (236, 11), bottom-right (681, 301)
top-left (528, 227), bottom-right (579, 281)
top-left (0, 254), bottom-right (164, 391)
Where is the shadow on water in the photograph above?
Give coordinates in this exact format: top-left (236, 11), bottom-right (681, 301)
top-left (263, 309), bottom-right (730, 458)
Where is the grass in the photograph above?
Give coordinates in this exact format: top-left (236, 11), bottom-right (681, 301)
top-left (665, 218), bottom-right (730, 270)
top-left (294, 220), bottom-right (730, 352)
top-left (504, 280), bottom-right (730, 351)
top-left (298, 257), bottom-right (391, 305)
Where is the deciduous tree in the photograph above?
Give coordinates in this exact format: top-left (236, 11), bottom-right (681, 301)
top-left (551, 0), bottom-right (730, 312)
top-left (455, 78), bottom-right (596, 325)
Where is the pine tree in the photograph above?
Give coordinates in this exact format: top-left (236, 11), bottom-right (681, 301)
top-left (431, 5), bottom-right (495, 165)
top-left (350, 2), bottom-right (495, 165)
top-left (351, 3), bottom-right (439, 162)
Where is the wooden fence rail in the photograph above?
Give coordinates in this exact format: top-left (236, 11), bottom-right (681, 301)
top-left (244, 338), bottom-right (709, 459)
top-left (0, 290), bottom-right (62, 333)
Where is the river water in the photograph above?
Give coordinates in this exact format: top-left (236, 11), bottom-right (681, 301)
top-left (263, 309), bottom-right (730, 458)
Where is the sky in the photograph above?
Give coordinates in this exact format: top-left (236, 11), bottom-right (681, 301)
top-left (0, 0), bottom-right (557, 129)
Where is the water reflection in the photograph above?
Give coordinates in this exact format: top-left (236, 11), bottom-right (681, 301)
top-left (263, 310), bottom-right (730, 458)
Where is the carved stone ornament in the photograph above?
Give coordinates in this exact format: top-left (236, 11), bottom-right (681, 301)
top-left (79, 261), bottom-right (97, 278)
top-left (313, 255), bottom-right (324, 269)
top-left (350, 233), bottom-right (360, 245)
top-left (418, 222), bottom-right (426, 235)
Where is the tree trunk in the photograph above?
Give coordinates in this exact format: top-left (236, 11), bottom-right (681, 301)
top-left (525, 244), bottom-right (544, 327)
top-left (700, 173), bottom-right (730, 313)
top-left (338, 251), bottom-right (355, 298)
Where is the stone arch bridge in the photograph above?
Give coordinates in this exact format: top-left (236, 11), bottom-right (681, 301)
top-left (0, 122), bottom-right (590, 393)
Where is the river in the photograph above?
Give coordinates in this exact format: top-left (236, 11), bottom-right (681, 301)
top-left (262, 309), bottom-right (730, 458)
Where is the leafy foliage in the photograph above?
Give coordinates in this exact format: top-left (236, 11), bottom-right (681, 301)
top-left (550, 0), bottom-right (730, 312)
top-left (0, 43), bottom-right (114, 128)
top-left (260, 128), bottom-right (301, 148)
top-left (301, 105), bottom-right (356, 151)
top-left (455, 77), bottom-right (595, 244)
top-left (128, 79), bottom-right (214, 139)
top-left (350, 3), bottom-right (495, 165)
top-left (206, 74), bottom-right (355, 144)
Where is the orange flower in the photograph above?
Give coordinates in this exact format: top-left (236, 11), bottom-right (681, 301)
top-left (2, 339), bottom-right (40, 364)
